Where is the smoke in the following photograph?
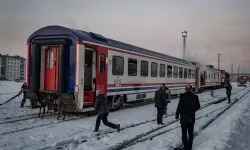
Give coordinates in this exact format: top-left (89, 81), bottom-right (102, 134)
top-left (185, 46), bottom-right (210, 73)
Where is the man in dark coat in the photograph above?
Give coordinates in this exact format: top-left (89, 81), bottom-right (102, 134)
top-left (94, 90), bottom-right (120, 132)
top-left (164, 86), bottom-right (171, 115)
top-left (155, 84), bottom-right (167, 125)
top-left (176, 84), bottom-right (201, 150)
top-left (225, 82), bottom-right (232, 104)
top-left (20, 82), bottom-right (28, 107)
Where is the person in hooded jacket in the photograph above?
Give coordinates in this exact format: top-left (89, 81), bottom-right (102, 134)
top-left (94, 90), bottom-right (120, 132)
top-left (225, 82), bottom-right (232, 104)
top-left (20, 82), bottom-right (28, 107)
top-left (154, 84), bottom-right (167, 125)
top-left (175, 84), bottom-right (200, 150)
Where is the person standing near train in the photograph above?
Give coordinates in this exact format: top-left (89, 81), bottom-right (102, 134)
top-left (175, 84), bottom-right (201, 150)
top-left (154, 84), bottom-right (167, 125)
top-left (164, 86), bottom-right (171, 115)
top-left (225, 81), bottom-right (232, 104)
top-left (94, 90), bottom-right (120, 132)
top-left (20, 82), bottom-right (28, 107)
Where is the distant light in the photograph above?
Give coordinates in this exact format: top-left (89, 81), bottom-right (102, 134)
top-left (182, 31), bottom-right (187, 37)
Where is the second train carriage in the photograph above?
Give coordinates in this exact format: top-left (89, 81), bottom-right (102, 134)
top-left (25, 25), bottom-right (222, 112)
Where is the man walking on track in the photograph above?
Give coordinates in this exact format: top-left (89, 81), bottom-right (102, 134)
top-left (94, 90), bottom-right (120, 132)
top-left (175, 84), bottom-right (201, 150)
top-left (225, 82), bottom-right (232, 104)
top-left (20, 82), bottom-right (28, 107)
top-left (155, 84), bottom-right (167, 125)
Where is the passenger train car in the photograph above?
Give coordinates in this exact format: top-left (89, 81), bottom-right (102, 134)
top-left (25, 25), bottom-right (225, 112)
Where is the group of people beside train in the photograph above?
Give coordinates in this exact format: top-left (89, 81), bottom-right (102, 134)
top-left (155, 83), bottom-right (200, 150)
top-left (19, 81), bottom-right (232, 150)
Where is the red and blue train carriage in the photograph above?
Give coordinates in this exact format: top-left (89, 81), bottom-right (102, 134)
top-left (25, 25), bottom-right (222, 112)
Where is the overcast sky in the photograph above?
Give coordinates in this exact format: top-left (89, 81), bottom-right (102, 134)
top-left (0, 0), bottom-right (250, 73)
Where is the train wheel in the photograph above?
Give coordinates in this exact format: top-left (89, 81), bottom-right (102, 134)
top-left (109, 96), bottom-right (124, 111)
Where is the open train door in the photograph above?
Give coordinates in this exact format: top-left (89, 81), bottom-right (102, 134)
top-left (75, 44), bottom-right (85, 111)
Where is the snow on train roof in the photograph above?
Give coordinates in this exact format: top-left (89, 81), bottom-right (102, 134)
top-left (28, 25), bottom-right (194, 66)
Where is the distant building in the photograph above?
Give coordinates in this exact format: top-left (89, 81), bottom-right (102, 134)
top-left (0, 54), bottom-right (26, 81)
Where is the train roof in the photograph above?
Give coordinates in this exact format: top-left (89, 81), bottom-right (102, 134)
top-left (28, 25), bottom-right (194, 66)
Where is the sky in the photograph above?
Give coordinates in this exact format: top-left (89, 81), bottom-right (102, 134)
top-left (0, 0), bottom-right (250, 73)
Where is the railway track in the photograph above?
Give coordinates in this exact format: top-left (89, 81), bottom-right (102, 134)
top-left (38, 87), bottom-right (248, 150)
top-left (104, 88), bottom-right (250, 150)
top-left (0, 87), bottom-right (245, 140)
top-left (0, 87), bottom-right (244, 126)
top-left (172, 87), bottom-right (250, 150)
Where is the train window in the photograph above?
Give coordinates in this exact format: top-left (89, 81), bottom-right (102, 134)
top-left (173, 66), bottom-right (178, 78)
top-left (184, 68), bottom-right (187, 78)
top-left (167, 65), bottom-right (172, 78)
top-left (214, 73), bottom-right (216, 79)
top-left (160, 64), bottom-right (165, 77)
top-left (208, 72), bottom-right (210, 79)
top-left (128, 58), bottom-right (137, 76)
top-left (99, 54), bottom-right (105, 74)
top-left (188, 69), bottom-right (191, 78)
top-left (112, 56), bottom-right (124, 75)
top-left (151, 62), bottom-right (158, 77)
top-left (179, 67), bottom-right (183, 78)
top-left (141, 61), bottom-right (148, 77)
top-left (192, 69), bottom-right (196, 79)
top-left (47, 50), bottom-right (54, 68)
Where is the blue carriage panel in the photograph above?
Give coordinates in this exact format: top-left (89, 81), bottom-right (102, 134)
top-left (67, 43), bottom-right (75, 93)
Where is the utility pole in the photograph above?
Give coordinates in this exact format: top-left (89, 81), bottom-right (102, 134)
top-left (217, 54), bottom-right (221, 69)
top-left (231, 62), bottom-right (233, 81)
top-left (238, 64), bottom-right (240, 79)
top-left (182, 31), bottom-right (187, 60)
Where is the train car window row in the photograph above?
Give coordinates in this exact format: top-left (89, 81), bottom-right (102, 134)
top-left (160, 64), bottom-right (165, 77)
top-left (167, 65), bottom-right (173, 78)
top-left (112, 56), bottom-right (196, 79)
top-left (128, 58), bottom-right (137, 76)
top-left (140, 60), bottom-right (148, 77)
top-left (179, 67), bottom-right (183, 78)
top-left (112, 56), bottom-right (124, 75)
top-left (173, 66), bottom-right (178, 78)
top-left (151, 62), bottom-right (158, 77)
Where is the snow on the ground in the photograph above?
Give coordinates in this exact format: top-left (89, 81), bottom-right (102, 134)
top-left (0, 81), bottom-right (40, 119)
top-left (194, 88), bottom-right (250, 150)
top-left (119, 87), bottom-right (250, 150)
top-left (0, 81), bottom-right (22, 104)
top-left (0, 81), bottom-right (247, 150)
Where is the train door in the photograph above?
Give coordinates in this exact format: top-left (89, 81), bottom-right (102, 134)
top-left (83, 47), bottom-right (96, 104)
top-left (44, 46), bottom-right (58, 91)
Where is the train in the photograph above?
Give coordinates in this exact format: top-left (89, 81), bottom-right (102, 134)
top-left (237, 76), bottom-right (249, 87)
top-left (25, 25), bottom-right (230, 112)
